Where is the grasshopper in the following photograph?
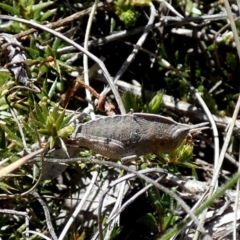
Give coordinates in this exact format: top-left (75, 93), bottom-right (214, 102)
top-left (72, 113), bottom-right (208, 162)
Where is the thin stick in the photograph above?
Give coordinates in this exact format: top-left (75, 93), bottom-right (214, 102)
top-left (5, 86), bottom-right (38, 152)
top-left (105, 176), bottom-right (165, 231)
top-left (14, 2), bottom-right (107, 39)
top-left (32, 192), bottom-right (57, 240)
top-left (233, 144), bottom-right (240, 240)
top-left (83, 0), bottom-right (98, 119)
top-left (0, 148), bottom-right (45, 178)
top-left (223, 0), bottom-right (240, 61)
top-left (112, 3), bottom-right (156, 85)
top-left (58, 171), bottom-right (98, 240)
top-left (22, 230), bottom-right (52, 240)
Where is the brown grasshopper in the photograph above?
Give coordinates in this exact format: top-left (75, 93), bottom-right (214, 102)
top-left (71, 113), bottom-right (208, 162)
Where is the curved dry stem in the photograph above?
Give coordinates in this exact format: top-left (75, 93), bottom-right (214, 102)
top-left (83, 0), bottom-right (98, 120)
top-left (102, 3), bottom-right (156, 96)
top-left (0, 148), bottom-right (45, 178)
top-left (58, 171), bottom-right (98, 240)
top-left (5, 86), bottom-right (39, 153)
top-left (32, 192), bottom-right (58, 240)
top-left (113, 3), bottom-right (156, 84)
top-left (106, 175), bottom-right (165, 229)
top-left (105, 177), bottom-right (126, 238)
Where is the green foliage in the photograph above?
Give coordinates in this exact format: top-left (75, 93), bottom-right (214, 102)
top-left (144, 91), bottom-right (164, 113)
top-left (0, 0), bottom-right (54, 20)
top-left (138, 213), bottom-right (159, 232)
top-left (110, 227), bottom-right (121, 239)
top-left (0, 3), bottom-right (19, 15)
top-left (122, 91), bottom-right (141, 112)
top-left (143, 187), bottom-right (180, 232)
top-left (0, 181), bottom-right (16, 193)
top-left (202, 92), bottom-right (219, 115)
top-left (159, 139), bottom-right (199, 170)
top-left (118, 8), bottom-right (140, 27)
top-left (167, 140), bottom-right (194, 164)
top-left (31, 100), bottom-right (74, 148)
top-left (114, 0), bottom-right (150, 27)
top-left (185, 0), bottom-right (201, 17)
top-left (8, 224), bottom-right (26, 239)
top-left (0, 77), bottom-right (26, 151)
top-left (0, 125), bottom-right (23, 148)
top-left (122, 91), bottom-right (164, 113)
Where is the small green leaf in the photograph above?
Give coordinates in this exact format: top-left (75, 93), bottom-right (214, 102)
top-left (48, 78), bottom-right (58, 99)
top-left (0, 181), bottom-right (15, 193)
top-left (62, 113), bottom-right (74, 126)
top-left (46, 115), bottom-right (55, 130)
top-left (32, 1), bottom-right (54, 11)
top-left (33, 7), bottom-right (41, 20)
top-left (58, 126), bottom-right (74, 138)
top-left (60, 53), bottom-right (78, 61)
top-left (54, 59), bottom-right (62, 78)
top-left (185, 0), bottom-right (193, 15)
top-left (138, 213), bottom-right (159, 232)
top-left (25, 47), bottom-right (41, 59)
top-left (129, 0), bottom-right (150, 6)
top-left (37, 63), bottom-right (49, 78)
top-left (56, 81), bottom-right (65, 93)
top-left (38, 128), bottom-right (51, 135)
top-left (122, 91), bottom-right (141, 112)
top-left (41, 101), bottom-right (50, 120)
top-left (52, 38), bottom-right (62, 52)
top-left (8, 224), bottom-right (26, 240)
top-left (0, 104), bottom-right (9, 111)
top-left (55, 109), bottom-right (66, 129)
top-left (49, 136), bottom-right (55, 149)
top-left (1, 125), bottom-right (23, 147)
top-left (147, 92), bottom-right (164, 113)
top-left (0, 72), bottom-right (11, 85)
top-left (51, 124), bottom-right (58, 138)
top-left (51, 105), bottom-right (60, 121)
top-left (0, 3), bottom-right (19, 15)
top-left (57, 60), bottom-right (76, 71)
top-left (163, 212), bottom-right (180, 229)
top-left (40, 8), bottom-right (57, 22)
top-left (148, 187), bottom-right (162, 211)
top-left (45, 45), bottom-right (56, 58)
top-left (34, 102), bottom-right (45, 123)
